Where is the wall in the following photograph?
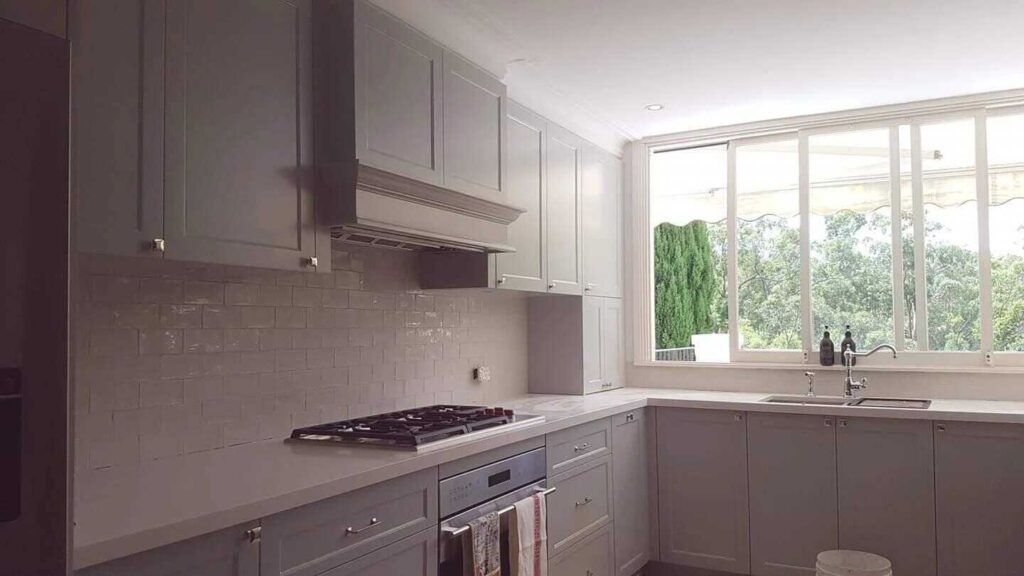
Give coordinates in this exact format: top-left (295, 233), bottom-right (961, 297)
top-left (73, 243), bottom-right (528, 473)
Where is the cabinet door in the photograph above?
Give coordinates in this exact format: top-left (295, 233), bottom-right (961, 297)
top-left (837, 417), bottom-right (935, 576)
top-left (613, 410), bottom-right (649, 576)
top-left (72, 0), bottom-right (163, 257)
top-left (442, 50), bottom-right (506, 202)
top-left (161, 0), bottom-right (318, 270)
top-left (550, 524), bottom-right (613, 576)
top-left (657, 408), bottom-right (749, 573)
top-left (582, 296), bottom-right (604, 394)
top-left (495, 101), bottom-right (546, 291)
top-left (582, 145), bottom-right (622, 298)
top-left (600, 298), bottom-right (624, 391)
top-left (545, 123), bottom-right (583, 294)
top-left (319, 528), bottom-right (437, 576)
top-left (354, 0), bottom-right (443, 185)
top-left (77, 523), bottom-right (259, 576)
top-left (935, 420), bottom-right (1024, 576)
top-left (748, 412), bottom-right (837, 576)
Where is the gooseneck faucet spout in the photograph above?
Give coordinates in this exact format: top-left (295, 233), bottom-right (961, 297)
top-left (843, 344), bottom-right (897, 398)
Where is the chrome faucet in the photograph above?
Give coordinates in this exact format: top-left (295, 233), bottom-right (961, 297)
top-left (843, 344), bottom-right (897, 398)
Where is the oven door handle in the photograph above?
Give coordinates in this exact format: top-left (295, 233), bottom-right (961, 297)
top-left (441, 487), bottom-right (556, 537)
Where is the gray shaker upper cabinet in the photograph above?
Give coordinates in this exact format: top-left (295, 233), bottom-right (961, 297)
top-left (442, 50), bottom-right (507, 202)
top-left (582, 144), bottom-right (623, 298)
top-left (353, 0), bottom-right (443, 185)
top-left (495, 101), bottom-right (547, 292)
top-left (73, 0), bottom-right (322, 271)
top-left (161, 0), bottom-right (319, 271)
top-left (72, 0), bottom-right (163, 257)
top-left (545, 122), bottom-right (584, 295)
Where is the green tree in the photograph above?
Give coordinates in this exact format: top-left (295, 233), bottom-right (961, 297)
top-left (654, 221), bottom-right (716, 349)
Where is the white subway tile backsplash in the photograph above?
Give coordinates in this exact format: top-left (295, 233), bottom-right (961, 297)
top-left (75, 247), bottom-right (528, 473)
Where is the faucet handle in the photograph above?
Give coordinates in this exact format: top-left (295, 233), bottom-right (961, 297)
top-left (804, 371), bottom-right (816, 397)
top-left (859, 377), bottom-right (868, 389)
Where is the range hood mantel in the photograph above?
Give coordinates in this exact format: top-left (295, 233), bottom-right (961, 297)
top-left (327, 162), bottom-right (525, 253)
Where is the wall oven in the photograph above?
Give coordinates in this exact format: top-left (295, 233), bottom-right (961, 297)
top-left (438, 447), bottom-right (554, 575)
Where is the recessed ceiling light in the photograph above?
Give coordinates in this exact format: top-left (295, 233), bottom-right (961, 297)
top-left (645, 104), bottom-right (665, 111)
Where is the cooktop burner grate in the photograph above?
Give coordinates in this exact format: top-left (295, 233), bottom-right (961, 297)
top-left (290, 404), bottom-right (517, 447)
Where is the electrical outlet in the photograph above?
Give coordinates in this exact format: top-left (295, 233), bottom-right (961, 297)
top-left (473, 366), bottom-right (491, 383)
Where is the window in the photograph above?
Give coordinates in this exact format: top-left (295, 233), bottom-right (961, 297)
top-left (735, 138), bottom-right (800, 353)
top-left (808, 128), bottom-right (893, 351)
top-left (987, 111), bottom-right (1024, 353)
top-left (639, 95), bottom-right (1024, 368)
top-left (650, 145), bottom-right (729, 362)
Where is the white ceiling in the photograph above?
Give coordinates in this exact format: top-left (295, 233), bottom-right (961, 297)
top-left (372, 0), bottom-right (1024, 154)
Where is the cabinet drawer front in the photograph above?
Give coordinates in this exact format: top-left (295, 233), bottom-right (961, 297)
top-left (77, 522), bottom-right (259, 576)
top-left (550, 523), bottom-right (613, 576)
top-left (319, 527), bottom-right (437, 576)
top-left (547, 418), bottom-right (611, 476)
top-left (260, 467), bottom-right (438, 576)
top-left (548, 456), bottom-right (612, 555)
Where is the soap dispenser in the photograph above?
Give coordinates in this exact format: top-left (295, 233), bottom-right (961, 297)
top-left (840, 325), bottom-right (857, 366)
top-left (819, 326), bottom-right (835, 366)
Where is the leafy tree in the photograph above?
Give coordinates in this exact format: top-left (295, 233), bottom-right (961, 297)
top-left (654, 222), bottom-right (716, 349)
top-left (655, 207), bottom-right (1024, 354)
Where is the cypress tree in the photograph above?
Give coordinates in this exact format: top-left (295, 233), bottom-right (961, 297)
top-left (654, 221), bottom-right (715, 350)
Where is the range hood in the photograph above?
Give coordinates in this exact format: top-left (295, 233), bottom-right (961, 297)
top-left (327, 162), bottom-right (525, 253)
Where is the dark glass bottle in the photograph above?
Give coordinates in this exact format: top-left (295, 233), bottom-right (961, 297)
top-left (840, 325), bottom-right (857, 366)
top-left (819, 326), bottom-right (835, 366)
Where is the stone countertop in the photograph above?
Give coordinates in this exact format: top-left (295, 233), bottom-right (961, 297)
top-left (73, 387), bottom-right (1024, 568)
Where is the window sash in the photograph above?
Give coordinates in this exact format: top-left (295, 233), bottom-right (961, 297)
top-left (638, 91), bottom-right (1024, 370)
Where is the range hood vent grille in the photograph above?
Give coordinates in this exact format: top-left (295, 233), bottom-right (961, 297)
top-left (326, 162), bottom-right (524, 254)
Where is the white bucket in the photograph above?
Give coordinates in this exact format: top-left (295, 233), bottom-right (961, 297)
top-left (816, 550), bottom-right (893, 576)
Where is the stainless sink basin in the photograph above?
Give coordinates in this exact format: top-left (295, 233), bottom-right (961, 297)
top-left (851, 398), bottom-right (931, 409)
top-left (762, 395), bottom-right (854, 406)
top-left (760, 395), bottom-right (931, 409)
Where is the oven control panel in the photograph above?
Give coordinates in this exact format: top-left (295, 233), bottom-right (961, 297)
top-left (438, 447), bottom-right (545, 518)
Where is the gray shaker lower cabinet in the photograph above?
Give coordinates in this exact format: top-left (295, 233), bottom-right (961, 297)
top-left (612, 409), bottom-right (649, 576)
top-left (935, 420), bottom-right (1024, 576)
top-left (656, 408), bottom-right (749, 574)
top-left (259, 467), bottom-right (438, 576)
top-left (319, 527), bottom-right (437, 576)
top-left (550, 523), bottom-right (614, 576)
top-left (837, 417), bottom-right (936, 576)
top-left (748, 412), bottom-right (838, 576)
top-left (76, 523), bottom-right (259, 576)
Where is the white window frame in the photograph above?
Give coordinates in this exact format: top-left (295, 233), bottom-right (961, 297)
top-left (631, 88), bottom-right (1024, 371)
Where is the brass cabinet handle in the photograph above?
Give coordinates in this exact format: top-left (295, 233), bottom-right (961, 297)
top-left (303, 256), bottom-right (318, 268)
top-left (573, 442), bottom-right (590, 453)
top-left (152, 238), bottom-right (166, 253)
top-left (824, 418), bottom-right (833, 427)
top-left (245, 526), bottom-right (261, 544)
top-left (625, 412), bottom-right (635, 422)
top-left (574, 497), bottom-right (593, 508)
top-left (345, 517), bottom-right (381, 535)
top-left (936, 424), bottom-right (946, 432)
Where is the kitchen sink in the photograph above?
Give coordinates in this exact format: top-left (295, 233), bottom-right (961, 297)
top-left (851, 397), bottom-right (931, 409)
top-left (760, 395), bottom-right (931, 409)
top-left (762, 395), bottom-right (854, 406)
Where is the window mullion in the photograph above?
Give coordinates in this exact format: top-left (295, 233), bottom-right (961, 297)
top-left (889, 125), bottom-right (906, 350)
top-left (976, 110), bottom-right (993, 361)
top-left (911, 123), bottom-right (929, 351)
top-left (798, 131), bottom-right (811, 360)
top-left (727, 142), bottom-right (740, 359)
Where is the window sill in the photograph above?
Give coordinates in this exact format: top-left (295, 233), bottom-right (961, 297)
top-left (635, 360), bottom-right (1024, 375)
